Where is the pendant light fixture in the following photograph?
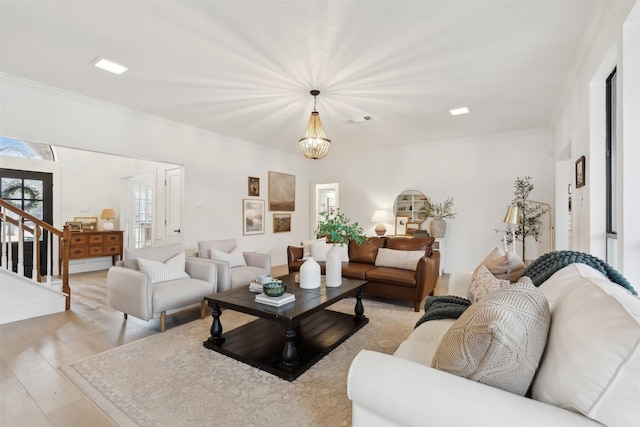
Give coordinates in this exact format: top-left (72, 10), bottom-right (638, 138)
top-left (298, 90), bottom-right (331, 159)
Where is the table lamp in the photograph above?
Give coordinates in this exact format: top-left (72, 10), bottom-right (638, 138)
top-left (101, 208), bottom-right (117, 231)
top-left (371, 210), bottom-right (390, 236)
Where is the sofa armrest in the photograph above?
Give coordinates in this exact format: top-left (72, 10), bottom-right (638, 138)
top-left (413, 251), bottom-right (440, 309)
top-left (187, 257), bottom-right (231, 292)
top-left (185, 259), bottom-right (217, 293)
top-left (243, 252), bottom-right (271, 271)
top-left (348, 350), bottom-right (601, 427)
top-left (448, 271), bottom-right (473, 297)
top-left (106, 266), bottom-right (153, 321)
top-left (287, 246), bottom-right (303, 264)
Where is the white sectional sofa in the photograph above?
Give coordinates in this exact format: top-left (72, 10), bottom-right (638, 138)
top-left (347, 263), bottom-right (640, 427)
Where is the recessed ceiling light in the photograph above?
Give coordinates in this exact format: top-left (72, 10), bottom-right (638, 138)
top-left (92, 57), bottom-right (128, 75)
top-left (449, 106), bottom-right (470, 116)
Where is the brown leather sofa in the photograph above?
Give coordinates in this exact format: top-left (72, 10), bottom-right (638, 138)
top-left (287, 237), bottom-right (440, 311)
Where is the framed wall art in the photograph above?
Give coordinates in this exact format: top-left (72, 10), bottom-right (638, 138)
top-left (66, 221), bottom-right (82, 232)
top-left (268, 171), bottom-right (295, 211)
top-left (406, 221), bottom-right (421, 236)
top-left (248, 176), bottom-right (260, 197)
top-left (273, 213), bottom-right (291, 233)
top-left (575, 155), bottom-right (586, 188)
top-left (74, 216), bottom-right (98, 231)
top-left (395, 214), bottom-right (410, 236)
top-left (243, 199), bottom-right (265, 235)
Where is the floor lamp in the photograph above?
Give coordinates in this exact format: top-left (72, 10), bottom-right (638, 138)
top-left (503, 205), bottom-right (520, 254)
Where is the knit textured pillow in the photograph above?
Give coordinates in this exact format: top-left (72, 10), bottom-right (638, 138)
top-left (137, 252), bottom-right (190, 284)
top-left (468, 265), bottom-right (511, 303)
top-left (432, 277), bottom-right (551, 396)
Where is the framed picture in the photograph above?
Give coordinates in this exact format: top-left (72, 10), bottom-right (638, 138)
top-left (66, 221), bottom-right (82, 232)
top-left (248, 176), bottom-right (260, 197)
top-left (243, 199), bottom-right (265, 235)
top-left (268, 171), bottom-right (295, 211)
top-left (575, 155), bottom-right (586, 188)
top-left (406, 221), bottom-right (421, 236)
top-left (273, 213), bottom-right (291, 233)
top-left (74, 216), bottom-right (98, 231)
top-left (395, 215), bottom-right (410, 236)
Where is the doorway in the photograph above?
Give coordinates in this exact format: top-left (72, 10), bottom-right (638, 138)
top-left (0, 168), bottom-right (53, 276)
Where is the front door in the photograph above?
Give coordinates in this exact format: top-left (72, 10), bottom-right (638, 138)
top-left (0, 168), bottom-right (53, 277)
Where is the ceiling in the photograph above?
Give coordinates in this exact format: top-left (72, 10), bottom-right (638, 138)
top-left (0, 1), bottom-right (600, 156)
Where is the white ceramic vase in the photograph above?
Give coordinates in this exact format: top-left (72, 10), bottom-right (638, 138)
top-left (299, 256), bottom-right (321, 289)
top-left (325, 244), bottom-right (343, 287)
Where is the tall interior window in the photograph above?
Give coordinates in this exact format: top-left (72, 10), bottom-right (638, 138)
top-left (127, 174), bottom-right (154, 249)
top-left (606, 68), bottom-right (617, 266)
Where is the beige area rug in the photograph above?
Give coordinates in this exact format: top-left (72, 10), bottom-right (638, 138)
top-left (63, 298), bottom-right (422, 427)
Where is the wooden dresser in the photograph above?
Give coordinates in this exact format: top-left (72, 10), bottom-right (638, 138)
top-left (60, 230), bottom-right (124, 268)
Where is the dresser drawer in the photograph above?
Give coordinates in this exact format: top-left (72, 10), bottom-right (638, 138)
top-left (88, 234), bottom-right (104, 244)
top-left (104, 244), bottom-right (121, 255)
top-left (70, 234), bottom-right (87, 245)
top-left (88, 246), bottom-right (105, 256)
top-left (70, 247), bottom-right (89, 258)
top-left (105, 233), bottom-right (121, 243)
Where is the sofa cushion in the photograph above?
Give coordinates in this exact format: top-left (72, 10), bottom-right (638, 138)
top-left (375, 248), bottom-right (425, 271)
top-left (152, 277), bottom-right (214, 313)
top-left (532, 263), bottom-right (640, 427)
top-left (342, 262), bottom-right (376, 280)
top-left (366, 267), bottom-right (416, 287)
top-left (349, 237), bottom-right (385, 264)
top-left (137, 252), bottom-right (190, 284)
top-left (468, 265), bottom-right (511, 303)
top-left (125, 243), bottom-right (183, 270)
top-left (386, 237), bottom-right (434, 256)
top-left (432, 277), bottom-right (551, 396)
top-left (474, 246), bottom-right (526, 282)
top-left (210, 247), bottom-right (247, 268)
top-left (198, 239), bottom-right (236, 259)
top-left (394, 318), bottom-right (457, 366)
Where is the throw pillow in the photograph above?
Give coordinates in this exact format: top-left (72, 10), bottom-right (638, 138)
top-left (474, 246), bottom-right (526, 282)
top-left (468, 265), bottom-right (511, 303)
top-left (301, 237), bottom-right (327, 259)
top-left (374, 248), bottom-right (425, 271)
top-left (210, 247), bottom-right (247, 268)
top-left (137, 252), bottom-right (190, 284)
top-left (124, 242), bottom-right (183, 270)
top-left (310, 241), bottom-right (332, 262)
top-left (432, 277), bottom-right (551, 396)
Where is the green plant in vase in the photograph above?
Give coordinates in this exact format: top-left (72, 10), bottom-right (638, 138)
top-left (315, 209), bottom-right (367, 246)
top-left (422, 197), bottom-right (456, 238)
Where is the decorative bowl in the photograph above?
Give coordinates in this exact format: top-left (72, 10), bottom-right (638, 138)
top-left (263, 281), bottom-right (286, 297)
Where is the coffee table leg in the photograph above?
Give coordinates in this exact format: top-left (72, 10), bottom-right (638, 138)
top-left (205, 303), bottom-right (225, 346)
top-left (354, 289), bottom-right (365, 321)
top-left (280, 328), bottom-right (298, 372)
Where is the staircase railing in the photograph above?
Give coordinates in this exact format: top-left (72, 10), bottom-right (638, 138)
top-left (0, 198), bottom-right (71, 310)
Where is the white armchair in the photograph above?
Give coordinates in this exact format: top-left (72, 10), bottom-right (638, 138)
top-left (190, 239), bottom-right (271, 292)
top-left (107, 243), bottom-right (217, 332)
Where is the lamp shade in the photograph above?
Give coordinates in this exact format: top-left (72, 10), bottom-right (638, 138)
top-left (503, 206), bottom-right (520, 224)
top-left (371, 210), bottom-right (390, 223)
top-left (101, 208), bottom-right (117, 220)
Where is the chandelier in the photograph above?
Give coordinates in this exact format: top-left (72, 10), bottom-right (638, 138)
top-left (298, 90), bottom-right (331, 159)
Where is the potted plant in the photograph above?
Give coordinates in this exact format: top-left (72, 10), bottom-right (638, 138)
top-left (314, 209), bottom-right (367, 287)
top-left (423, 197), bottom-right (456, 238)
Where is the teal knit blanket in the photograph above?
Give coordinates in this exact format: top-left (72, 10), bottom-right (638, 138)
top-left (414, 295), bottom-right (470, 329)
top-left (522, 250), bottom-right (636, 295)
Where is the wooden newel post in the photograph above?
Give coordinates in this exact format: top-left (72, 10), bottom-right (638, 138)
top-left (62, 225), bottom-right (71, 310)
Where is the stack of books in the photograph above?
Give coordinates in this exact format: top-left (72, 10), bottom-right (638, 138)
top-left (249, 281), bottom-right (263, 293)
top-left (255, 292), bottom-right (295, 307)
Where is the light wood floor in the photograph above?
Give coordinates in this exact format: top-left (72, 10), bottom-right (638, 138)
top-left (0, 266), bottom-right (447, 426)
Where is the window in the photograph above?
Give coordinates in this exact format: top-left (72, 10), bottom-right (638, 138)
top-left (127, 174), bottom-right (154, 248)
top-left (0, 136), bottom-right (55, 161)
top-left (606, 68), bottom-right (617, 264)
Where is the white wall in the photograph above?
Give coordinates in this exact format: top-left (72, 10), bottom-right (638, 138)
top-left (312, 129), bottom-right (555, 272)
top-left (552, 0), bottom-right (640, 286)
top-left (1, 75), bottom-right (314, 267)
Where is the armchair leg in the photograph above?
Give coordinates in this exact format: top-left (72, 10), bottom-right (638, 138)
top-left (123, 313), bottom-right (128, 319)
top-left (160, 311), bottom-right (166, 333)
top-left (200, 300), bottom-right (206, 319)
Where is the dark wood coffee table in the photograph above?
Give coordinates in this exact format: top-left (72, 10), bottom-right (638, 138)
top-left (203, 274), bottom-right (368, 381)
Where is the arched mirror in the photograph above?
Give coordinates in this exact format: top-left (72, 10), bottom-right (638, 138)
top-left (393, 190), bottom-right (428, 224)
top-left (313, 183), bottom-right (340, 235)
